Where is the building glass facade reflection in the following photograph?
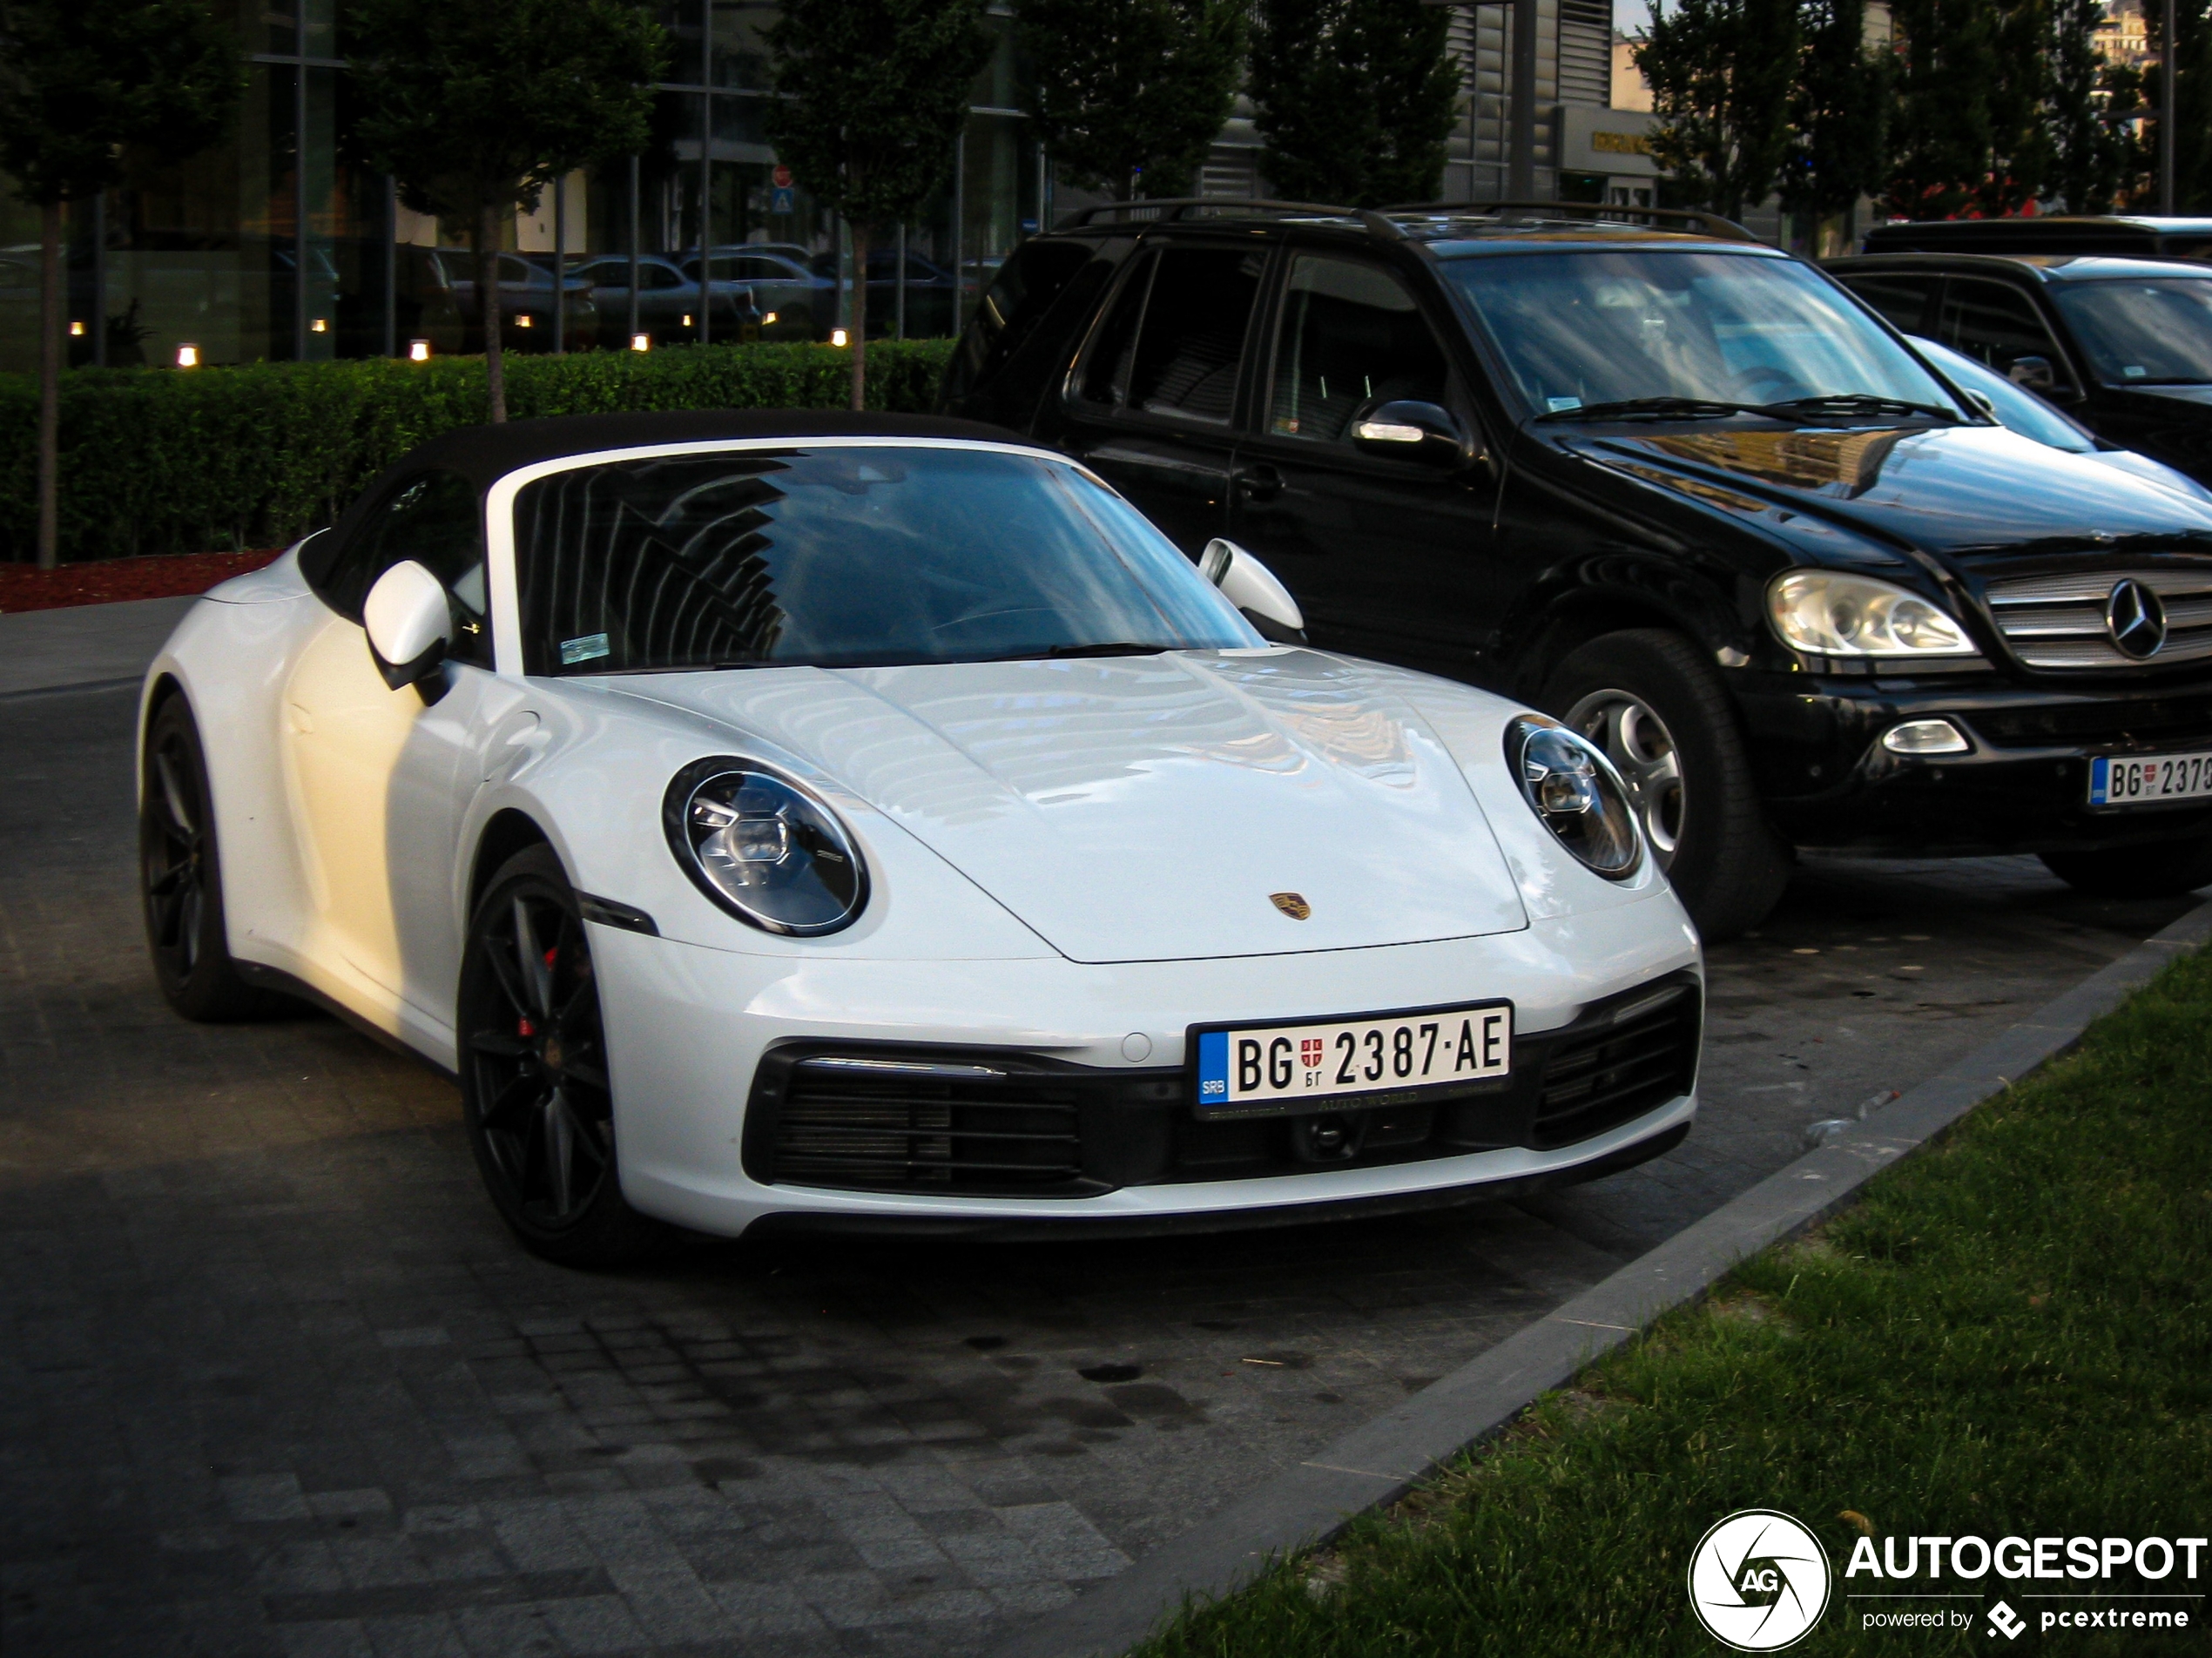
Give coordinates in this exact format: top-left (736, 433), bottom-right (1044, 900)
top-left (0, 0), bottom-right (1042, 373)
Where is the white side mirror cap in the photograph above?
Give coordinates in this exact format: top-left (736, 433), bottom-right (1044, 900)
top-left (1199, 538), bottom-right (1305, 636)
top-left (362, 559), bottom-right (454, 689)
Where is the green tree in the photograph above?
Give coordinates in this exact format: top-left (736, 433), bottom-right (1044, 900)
top-left (1981, 0), bottom-right (2054, 213)
top-left (1885, 0), bottom-right (1998, 216)
top-left (0, 0), bottom-right (239, 569)
top-left (2047, 0), bottom-right (2147, 211)
top-left (1779, 0), bottom-right (1892, 234)
top-left (1246, 0), bottom-right (1460, 206)
top-left (1633, 0), bottom-right (1801, 221)
top-left (766, 0), bottom-right (991, 411)
top-left (1013, 0), bottom-right (1245, 201)
top-left (346, 0), bottom-right (665, 422)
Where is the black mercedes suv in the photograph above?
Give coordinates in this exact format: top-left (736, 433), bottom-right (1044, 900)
top-left (941, 201), bottom-right (2212, 938)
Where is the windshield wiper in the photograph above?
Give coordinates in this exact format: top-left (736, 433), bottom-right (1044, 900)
top-left (1035, 641), bottom-right (1170, 659)
top-left (1535, 396), bottom-right (1769, 423)
top-left (1758, 393), bottom-right (1960, 421)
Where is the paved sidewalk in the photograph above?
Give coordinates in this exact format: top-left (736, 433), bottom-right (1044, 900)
top-left (0, 596), bottom-right (197, 697)
top-left (1, 602), bottom-right (2198, 1657)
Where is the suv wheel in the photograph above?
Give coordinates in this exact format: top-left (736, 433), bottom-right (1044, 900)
top-left (2040, 835), bottom-right (2212, 898)
top-left (1541, 629), bottom-right (1791, 940)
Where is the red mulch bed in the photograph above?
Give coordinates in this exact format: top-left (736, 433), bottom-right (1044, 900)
top-left (0, 549), bottom-right (285, 614)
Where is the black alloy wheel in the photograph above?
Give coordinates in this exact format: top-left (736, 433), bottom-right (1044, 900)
top-left (140, 695), bottom-right (287, 1021)
top-left (1542, 628), bottom-right (1792, 941)
top-left (459, 844), bottom-right (676, 1267)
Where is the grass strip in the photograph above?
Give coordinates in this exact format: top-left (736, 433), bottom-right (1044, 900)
top-left (1135, 948), bottom-right (2212, 1656)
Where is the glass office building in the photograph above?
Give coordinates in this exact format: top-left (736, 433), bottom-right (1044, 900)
top-left (0, 0), bottom-right (1043, 374)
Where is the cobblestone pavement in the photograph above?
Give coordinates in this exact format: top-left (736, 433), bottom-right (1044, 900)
top-left (3, 684), bottom-right (2194, 1657)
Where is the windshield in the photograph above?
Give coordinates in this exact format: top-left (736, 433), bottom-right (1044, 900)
top-left (513, 445), bottom-right (1258, 675)
top-left (1907, 335), bottom-right (2095, 452)
top-left (1441, 250), bottom-right (1962, 419)
top-left (2047, 277), bottom-right (2212, 385)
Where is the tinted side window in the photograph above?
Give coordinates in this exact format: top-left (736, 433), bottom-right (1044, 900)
top-left (1268, 255), bottom-right (1449, 444)
top-left (1124, 246), bottom-right (1264, 423)
top-left (1839, 272), bottom-right (1939, 335)
top-left (1939, 279), bottom-right (2070, 388)
top-left (941, 239), bottom-right (1098, 406)
top-left (318, 470), bottom-right (491, 666)
top-left (1076, 251), bottom-right (1156, 407)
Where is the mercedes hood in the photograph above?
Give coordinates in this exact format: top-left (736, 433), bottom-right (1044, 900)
top-left (614, 650), bottom-right (1530, 963)
top-left (1571, 421), bottom-right (2212, 558)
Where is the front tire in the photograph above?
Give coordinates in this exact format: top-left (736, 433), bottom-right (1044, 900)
top-left (458, 845), bottom-right (677, 1267)
top-left (140, 695), bottom-right (287, 1021)
top-left (1542, 629), bottom-right (1791, 940)
top-left (2041, 834), bottom-right (2212, 898)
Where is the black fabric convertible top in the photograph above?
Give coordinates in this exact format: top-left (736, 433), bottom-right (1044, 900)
top-left (301, 408), bottom-right (1021, 594)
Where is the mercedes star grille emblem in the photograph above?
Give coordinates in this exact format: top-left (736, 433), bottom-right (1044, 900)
top-left (1269, 892), bottom-right (1312, 920)
top-left (2106, 578), bottom-right (2168, 659)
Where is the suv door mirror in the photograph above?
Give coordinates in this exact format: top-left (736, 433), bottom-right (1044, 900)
top-left (1351, 400), bottom-right (1474, 466)
top-left (2008, 355), bottom-right (2060, 394)
top-left (1200, 538), bottom-right (1305, 640)
top-left (363, 559), bottom-right (454, 696)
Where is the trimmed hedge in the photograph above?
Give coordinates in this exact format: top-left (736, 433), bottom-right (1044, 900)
top-left (0, 338), bottom-right (956, 563)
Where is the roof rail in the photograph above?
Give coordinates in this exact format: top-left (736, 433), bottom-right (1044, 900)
top-left (1053, 197), bottom-right (1406, 239)
top-left (1386, 199), bottom-right (1758, 241)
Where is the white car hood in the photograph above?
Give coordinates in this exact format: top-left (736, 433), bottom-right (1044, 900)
top-left (610, 649), bottom-right (1529, 964)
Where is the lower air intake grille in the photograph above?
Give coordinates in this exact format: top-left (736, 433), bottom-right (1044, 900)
top-left (1986, 568), bottom-right (2212, 670)
top-left (766, 1059), bottom-right (1099, 1196)
top-left (1530, 981), bottom-right (1703, 1150)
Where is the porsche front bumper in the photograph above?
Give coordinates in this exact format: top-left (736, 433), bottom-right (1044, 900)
top-left (590, 896), bottom-right (1702, 1237)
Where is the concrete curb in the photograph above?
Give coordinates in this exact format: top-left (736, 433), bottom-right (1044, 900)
top-left (0, 593), bottom-right (193, 698)
top-left (992, 898), bottom-right (2212, 1658)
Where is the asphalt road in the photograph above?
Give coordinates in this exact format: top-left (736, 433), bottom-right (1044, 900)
top-left (2, 681), bottom-right (2195, 1658)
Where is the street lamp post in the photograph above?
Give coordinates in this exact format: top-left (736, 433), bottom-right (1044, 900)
top-left (2163, 0), bottom-right (2178, 215)
top-left (1431, 0), bottom-right (1543, 202)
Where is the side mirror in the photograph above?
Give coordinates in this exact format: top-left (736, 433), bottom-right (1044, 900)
top-left (363, 559), bottom-right (454, 695)
top-left (1200, 538), bottom-right (1305, 642)
top-left (2007, 355), bottom-right (2061, 395)
top-left (1350, 399), bottom-right (1476, 467)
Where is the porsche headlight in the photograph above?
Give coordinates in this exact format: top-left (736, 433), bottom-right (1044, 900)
top-left (663, 759), bottom-right (867, 934)
top-left (1767, 570), bottom-right (1977, 657)
top-left (1506, 718), bottom-right (1642, 879)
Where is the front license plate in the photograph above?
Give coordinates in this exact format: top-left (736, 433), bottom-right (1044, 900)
top-left (1193, 1001), bottom-right (1512, 1118)
top-left (2090, 751), bottom-right (2212, 806)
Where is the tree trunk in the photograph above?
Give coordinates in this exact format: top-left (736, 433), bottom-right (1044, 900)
top-left (477, 199), bottom-right (507, 423)
top-left (847, 221), bottom-right (868, 412)
top-left (37, 198), bottom-right (62, 571)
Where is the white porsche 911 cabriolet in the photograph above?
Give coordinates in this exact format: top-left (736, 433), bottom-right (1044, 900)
top-left (140, 412), bottom-right (1701, 1264)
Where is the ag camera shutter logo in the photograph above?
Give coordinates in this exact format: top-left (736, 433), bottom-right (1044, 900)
top-left (1688, 1509), bottom-right (1832, 1651)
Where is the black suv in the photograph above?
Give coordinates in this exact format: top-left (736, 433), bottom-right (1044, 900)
top-left (1827, 250), bottom-right (2212, 486)
top-left (941, 201), bottom-right (2212, 938)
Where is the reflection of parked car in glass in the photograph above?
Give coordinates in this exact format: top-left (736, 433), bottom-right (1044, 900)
top-left (446, 251), bottom-right (597, 353)
top-left (1907, 333), bottom-right (2212, 502)
top-left (567, 253), bottom-right (717, 347)
top-left (1828, 252), bottom-right (2212, 488)
top-left (949, 201), bottom-right (2212, 935)
top-left (853, 248), bottom-right (957, 338)
top-left (685, 249), bottom-right (830, 340)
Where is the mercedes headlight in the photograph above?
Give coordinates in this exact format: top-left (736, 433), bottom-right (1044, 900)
top-left (663, 759), bottom-right (867, 934)
top-left (1506, 717), bottom-right (1642, 879)
top-left (1768, 570), bottom-right (1977, 657)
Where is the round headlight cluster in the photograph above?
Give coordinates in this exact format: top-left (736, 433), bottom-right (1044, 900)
top-left (1767, 570), bottom-right (1976, 657)
top-left (1506, 717), bottom-right (1642, 879)
top-left (663, 758), bottom-right (867, 934)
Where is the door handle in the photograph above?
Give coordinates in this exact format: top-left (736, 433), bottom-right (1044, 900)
top-left (1235, 463), bottom-right (1285, 502)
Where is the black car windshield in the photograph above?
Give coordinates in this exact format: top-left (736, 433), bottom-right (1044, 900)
top-left (1908, 335), bottom-right (2095, 452)
top-left (2047, 277), bottom-right (2212, 385)
top-left (513, 445), bottom-right (1258, 674)
top-left (1441, 250), bottom-right (1963, 419)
